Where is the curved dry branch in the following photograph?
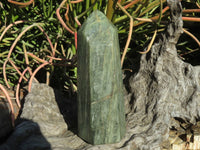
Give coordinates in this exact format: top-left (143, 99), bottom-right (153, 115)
top-left (36, 25), bottom-right (55, 62)
top-left (8, 0), bottom-right (34, 6)
top-left (28, 62), bottom-right (49, 92)
top-left (0, 20), bottom-right (25, 41)
top-left (183, 28), bottom-right (200, 47)
top-left (8, 59), bottom-right (28, 82)
top-left (0, 84), bottom-right (15, 127)
top-left (139, 29), bottom-right (158, 54)
top-left (56, 0), bottom-right (75, 35)
top-left (15, 68), bottom-right (29, 108)
top-left (3, 24), bottom-right (40, 88)
top-left (70, 0), bottom-right (83, 4)
top-left (117, 2), bottom-right (133, 67)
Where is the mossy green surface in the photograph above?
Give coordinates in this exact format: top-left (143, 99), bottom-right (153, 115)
top-left (77, 10), bottom-right (125, 145)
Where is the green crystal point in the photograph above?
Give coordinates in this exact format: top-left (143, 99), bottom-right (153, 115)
top-left (77, 10), bottom-right (125, 145)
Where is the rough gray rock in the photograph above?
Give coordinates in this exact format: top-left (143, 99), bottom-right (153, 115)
top-left (1, 0), bottom-right (199, 150)
top-left (20, 82), bottom-right (68, 137)
top-left (0, 83), bottom-right (78, 150)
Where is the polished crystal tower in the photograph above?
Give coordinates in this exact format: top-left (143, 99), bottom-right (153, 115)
top-left (77, 10), bottom-right (125, 145)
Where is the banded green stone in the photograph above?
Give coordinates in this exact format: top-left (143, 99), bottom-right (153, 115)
top-left (77, 10), bottom-right (125, 145)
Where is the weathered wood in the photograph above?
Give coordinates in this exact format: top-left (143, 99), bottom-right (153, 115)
top-left (77, 10), bottom-right (125, 145)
